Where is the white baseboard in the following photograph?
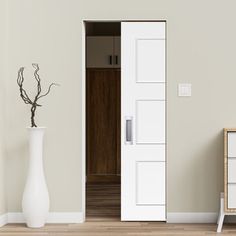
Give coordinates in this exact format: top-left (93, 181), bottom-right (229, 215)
top-left (167, 212), bottom-right (218, 223)
top-left (0, 214), bottom-right (7, 227)
top-left (5, 211), bottom-right (236, 226)
top-left (7, 212), bottom-right (25, 223)
top-left (0, 212), bottom-right (83, 226)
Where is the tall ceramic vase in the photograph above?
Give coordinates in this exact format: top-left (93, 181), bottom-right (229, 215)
top-left (22, 127), bottom-right (49, 228)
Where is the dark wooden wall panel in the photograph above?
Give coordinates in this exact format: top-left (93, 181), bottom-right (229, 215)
top-left (86, 68), bottom-right (120, 183)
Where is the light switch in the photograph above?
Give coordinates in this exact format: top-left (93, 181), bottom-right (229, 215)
top-left (178, 83), bottom-right (192, 97)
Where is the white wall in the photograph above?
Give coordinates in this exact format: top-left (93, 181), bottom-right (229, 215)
top-left (6, 0), bottom-right (81, 212)
top-left (5, 0), bottom-right (236, 215)
top-left (0, 0), bottom-right (7, 216)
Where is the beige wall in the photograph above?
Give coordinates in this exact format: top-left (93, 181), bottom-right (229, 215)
top-left (0, 0), bottom-right (7, 215)
top-left (5, 0), bottom-right (236, 214)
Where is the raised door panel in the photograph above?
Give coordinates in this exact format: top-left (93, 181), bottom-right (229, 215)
top-left (136, 161), bottom-right (165, 205)
top-left (86, 36), bottom-right (114, 68)
top-left (136, 39), bottom-right (165, 83)
top-left (136, 100), bottom-right (165, 144)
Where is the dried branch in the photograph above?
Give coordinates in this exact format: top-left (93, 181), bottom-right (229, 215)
top-left (38, 83), bottom-right (59, 99)
top-left (17, 67), bottom-right (33, 105)
top-left (17, 64), bottom-right (59, 127)
top-left (32, 63), bottom-right (42, 100)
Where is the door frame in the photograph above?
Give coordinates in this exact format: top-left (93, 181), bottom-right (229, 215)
top-left (81, 19), bottom-right (167, 222)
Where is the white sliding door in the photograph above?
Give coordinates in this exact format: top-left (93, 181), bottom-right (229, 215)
top-left (121, 22), bottom-right (166, 221)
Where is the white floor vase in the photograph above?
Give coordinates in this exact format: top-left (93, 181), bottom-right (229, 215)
top-left (22, 127), bottom-right (49, 228)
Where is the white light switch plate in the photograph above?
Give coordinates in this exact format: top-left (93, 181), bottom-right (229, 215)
top-left (178, 83), bottom-right (192, 97)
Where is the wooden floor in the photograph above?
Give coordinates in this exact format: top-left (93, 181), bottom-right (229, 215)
top-left (2, 222), bottom-right (236, 235)
top-left (86, 184), bottom-right (120, 220)
top-left (1, 184), bottom-right (236, 235)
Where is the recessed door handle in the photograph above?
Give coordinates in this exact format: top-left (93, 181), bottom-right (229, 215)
top-left (125, 116), bottom-right (133, 145)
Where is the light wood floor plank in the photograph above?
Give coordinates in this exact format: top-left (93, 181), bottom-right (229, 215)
top-left (1, 222), bottom-right (236, 235)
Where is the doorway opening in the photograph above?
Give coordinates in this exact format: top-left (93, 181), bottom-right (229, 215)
top-left (85, 22), bottom-right (121, 221)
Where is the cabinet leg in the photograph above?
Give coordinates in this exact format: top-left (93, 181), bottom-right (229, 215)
top-left (217, 214), bottom-right (224, 233)
top-left (217, 192), bottom-right (225, 232)
top-left (217, 212), bottom-right (220, 225)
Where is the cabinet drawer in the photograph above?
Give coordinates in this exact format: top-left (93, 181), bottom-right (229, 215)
top-left (228, 184), bottom-right (236, 208)
top-left (228, 132), bottom-right (236, 157)
top-left (228, 159), bottom-right (236, 183)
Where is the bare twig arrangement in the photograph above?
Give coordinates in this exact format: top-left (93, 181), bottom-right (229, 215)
top-left (17, 64), bottom-right (59, 127)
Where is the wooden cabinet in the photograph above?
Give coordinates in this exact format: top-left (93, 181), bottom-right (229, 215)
top-left (224, 128), bottom-right (236, 211)
top-left (86, 68), bottom-right (121, 183)
top-left (86, 36), bottom-right (121, 68)
top-left (86, 36), bottom-right (121, 183)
